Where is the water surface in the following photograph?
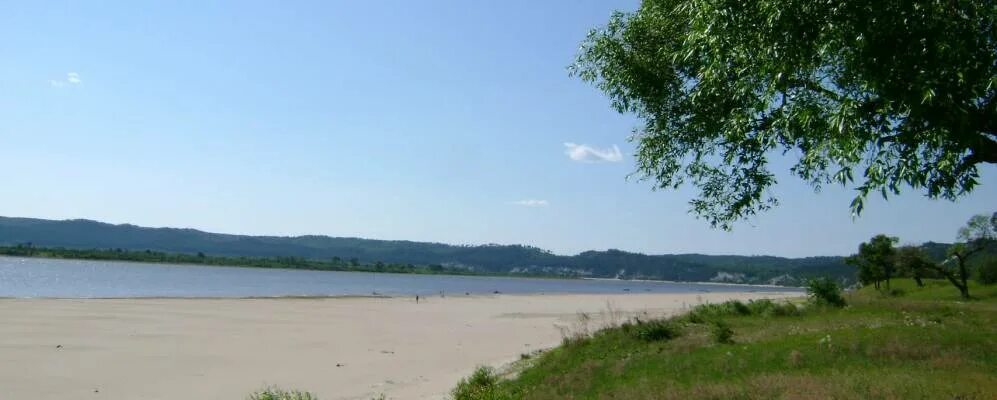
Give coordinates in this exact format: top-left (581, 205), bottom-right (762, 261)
top-left (0, 256), bottom-right (799, 298)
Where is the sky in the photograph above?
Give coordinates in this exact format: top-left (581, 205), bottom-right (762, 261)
top-left (1, 1), bottom-right (994, 258)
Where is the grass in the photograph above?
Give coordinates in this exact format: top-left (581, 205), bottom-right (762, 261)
top-left (450, 279), bottom-right (997, 399)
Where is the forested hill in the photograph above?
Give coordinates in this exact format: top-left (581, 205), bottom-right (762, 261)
top-left (0, 216), bottom-right (855, 286)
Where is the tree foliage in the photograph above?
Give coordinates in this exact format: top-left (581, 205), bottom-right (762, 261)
top-left (894, 245), bottom-right (937, 287)
top-left (938, 212), bottom-right (997, 297)
top-left (573, 0), bottom-right (997, 228)
top-left (846, 234), bottom-right (898, 289)
top-left (805, 277), bottom-right (846, 308)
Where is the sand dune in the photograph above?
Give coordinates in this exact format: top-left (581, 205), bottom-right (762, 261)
top-left (0, 291), bottom-right (796, 399)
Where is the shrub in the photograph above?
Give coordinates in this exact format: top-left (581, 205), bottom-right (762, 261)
top-left (451, 366), bottom-right (500, 400)
top-left (683, 299), bottom-right (803, 323)
top-left (685, 300), bottom-right (753, 323)
top-left (709, 320), bottom-right (734, 344)
top-left (745, 299), bottom-right (800, 317)
top-left (685, 311), bottom-right (705, 324)
top-left (728, 300), bottom-right (751, 315)
top-left (806, 277), bottom-right (847, 308)
top-left (248, 387), bottom-right (318, 400)
top-left (745, 299), bottom-right (777, 315)
top-left (624, 318), bottom-right (680, 342)
top-left (766, 301), bottom-right (802, 317)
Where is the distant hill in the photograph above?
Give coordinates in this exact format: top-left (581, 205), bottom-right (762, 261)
top-left (0, 216), bottom-right (862, 286)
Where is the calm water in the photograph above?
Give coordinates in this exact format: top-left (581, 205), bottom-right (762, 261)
top-left (0, 256), bottom-right (798, 298)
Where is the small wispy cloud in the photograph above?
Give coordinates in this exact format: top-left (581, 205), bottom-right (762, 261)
top-left (564, 142), bottom-right (623, 163)
top-left (50, 72), bottom-right (82, 87)
top-left (511, 199), bottom-right (549, 207)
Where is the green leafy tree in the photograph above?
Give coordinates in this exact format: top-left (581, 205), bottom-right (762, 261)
top-left (933, 212), bottom-right (997, 298)
top-left (572, 0), bottom-right (997, 229)
top-left (846, 235), bottom-right (897, 289)
top-left (894, 245), bottom-right (936, 287)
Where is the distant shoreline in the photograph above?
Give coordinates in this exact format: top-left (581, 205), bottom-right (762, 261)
top-left (581, 276), bottom-right (802, 290)
top-left (0, 248), bottom-right (807, 289)
top-left (0, 247), bottom-right (573, 280)
top-left (0, 254), bottom-right (799, 299)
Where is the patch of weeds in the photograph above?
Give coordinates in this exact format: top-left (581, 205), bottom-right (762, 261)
top-left (248, 387), bottom-right (318, 400)
top-left (623, 318), bottom-right (680, 342)
top-left (746, 299), bottom-right (801, 317)
top-left (451, 366), bottom-right (502, 400)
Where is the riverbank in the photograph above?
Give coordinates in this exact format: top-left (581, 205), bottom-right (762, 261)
top-left (450, 281), bottom-right (997, 399)
top-left (0, 291), bottom-right (795, 399)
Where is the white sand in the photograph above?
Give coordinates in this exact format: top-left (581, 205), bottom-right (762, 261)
top-left (0, 291), bottom-right (796, 399)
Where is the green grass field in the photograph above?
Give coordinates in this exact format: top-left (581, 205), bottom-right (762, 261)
top-left (451, 280), bottom-right (997, 400)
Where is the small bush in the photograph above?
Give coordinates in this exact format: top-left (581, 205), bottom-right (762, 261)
top-left (624, 318), bottom-right (680, 342)
top-left (806, 277), bottom-right (847, 308)
top-left (685, 300), bottom-right (753, 323)
top-left (685, 311), bottom-right (705, 324)
top-left (731, 300), bottom-right (751, 315)
top-left (248, 387), bottom-right (317, 400)
top-left (451, 366), bottom-right (500, 400)
top-left (709, 320), bottom-right (734, 344)
top-left (745, 299), bottom-right (777, 315)
top-left (767, 301), bottom-right (802, 317)
top-left (745, 299), bottom-right (800, 317)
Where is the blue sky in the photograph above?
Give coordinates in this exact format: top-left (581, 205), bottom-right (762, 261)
top-left (1, 0), bottom-right (994, 257)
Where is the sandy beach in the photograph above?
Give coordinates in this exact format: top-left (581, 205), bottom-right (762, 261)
top-left (0, 291), bottom-right (797, 399)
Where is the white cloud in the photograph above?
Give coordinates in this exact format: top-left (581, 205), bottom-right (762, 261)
top-left (50, 72), bottom-right (81, 87)
top-left (564, 142), bottom-right (623, 163)
top-left (511, 199), bottom-right (549, 207)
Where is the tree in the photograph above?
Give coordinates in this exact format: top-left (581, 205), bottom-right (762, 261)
top-left (894, 246), bottom-right (936, 287)
top-left (846, 235), bottom-right (897, 290)
top-left (932, 212), bottom-right (997, 298)
top-left (572, 1), bottom-right (997, 229)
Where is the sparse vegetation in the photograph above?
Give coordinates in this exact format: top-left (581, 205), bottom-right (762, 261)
top-left (248, 387), bottom-right (318, 400)
top-left (451, 366), bottom-right (503, 400)
top-left (449, 280), bottom-right (997, 399)
top-left (623, 318), bottom-right (680, 342)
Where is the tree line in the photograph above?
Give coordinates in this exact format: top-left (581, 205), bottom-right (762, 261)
top-left (0, 245), bottom-right (574, 279)
top-left (847, 212), bottom-right (997, 298)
